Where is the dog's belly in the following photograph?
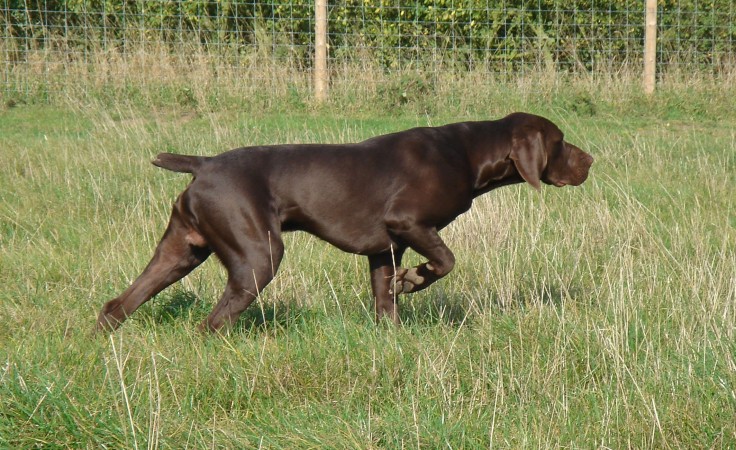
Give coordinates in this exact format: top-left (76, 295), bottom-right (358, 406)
top-left (281, 212), bottom-right (395, 255)
top-left (318, 230), bottom-right (395, 255)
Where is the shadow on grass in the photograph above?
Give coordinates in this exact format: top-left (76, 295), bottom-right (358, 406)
top-left (399, 291), bottom-right (472, 327)
top-left (234, 301), bottom-right (321, 334)
top-left (150, 290), bottom-right (201, 323)
top-left (500, 283), bottom-right (589, 311)
top-left (398, 281), bottom-right (588, 327)
top-left (144, 280), bottom-right (587, 333)
top-left (145, 289), bottom-right (319, 334)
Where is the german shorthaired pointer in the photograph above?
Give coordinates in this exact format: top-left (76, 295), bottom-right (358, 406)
top-left (97, 112), bottom-right (593, 332)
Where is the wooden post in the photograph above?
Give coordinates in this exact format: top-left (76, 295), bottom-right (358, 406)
top-left (643, 0), bottom-right (657, 94)
top-left (314, 0), bottom-right (328, 102)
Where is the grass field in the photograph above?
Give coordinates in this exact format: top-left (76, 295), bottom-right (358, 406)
top-left (1, 79), bottom-right (735, 448)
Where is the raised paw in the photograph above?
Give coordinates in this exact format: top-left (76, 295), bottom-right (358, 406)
top-left (388, 266), bottom-right (427, 296)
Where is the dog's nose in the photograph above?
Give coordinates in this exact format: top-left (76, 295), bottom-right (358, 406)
top-left (585, 153), bottom-right (594, 166)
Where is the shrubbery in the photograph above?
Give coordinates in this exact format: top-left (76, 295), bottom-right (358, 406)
top-left (3, 0), bottom-right (734, 70)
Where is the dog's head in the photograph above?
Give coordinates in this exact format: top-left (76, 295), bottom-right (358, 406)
top-left (508, 114), bottom-right (594, 190)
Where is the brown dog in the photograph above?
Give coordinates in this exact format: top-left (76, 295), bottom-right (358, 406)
top-left (97, 112), bottom-right (593, 332)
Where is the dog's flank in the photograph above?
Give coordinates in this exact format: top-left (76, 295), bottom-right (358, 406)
top-left (97, 112), bottom-right (593, 333)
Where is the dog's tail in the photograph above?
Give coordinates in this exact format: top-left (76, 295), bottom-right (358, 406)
top-left (152, 153), bottom-right (206, 174)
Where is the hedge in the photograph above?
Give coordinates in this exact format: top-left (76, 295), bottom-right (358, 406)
top-left (3, 0), bottom-right (734, 70)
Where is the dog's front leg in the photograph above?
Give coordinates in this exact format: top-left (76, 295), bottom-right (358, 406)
top-left (386, 225), bottom-right (455, 296)
top-left (368, 249), bottom-right (405, 324)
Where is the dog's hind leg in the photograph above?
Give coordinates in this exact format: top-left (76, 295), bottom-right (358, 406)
top-left (198, 231), bottom-right (284, 333)
top-left (96, 205), bottom-right (211, 332)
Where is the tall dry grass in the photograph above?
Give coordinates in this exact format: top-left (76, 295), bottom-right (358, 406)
top-left (4, 34), bottom-right (736, 121)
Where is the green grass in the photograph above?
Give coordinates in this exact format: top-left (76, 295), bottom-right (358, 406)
top-left (1, 85), bottom-right (735, 448)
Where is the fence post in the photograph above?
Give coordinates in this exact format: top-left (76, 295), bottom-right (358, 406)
top-left (314, 0), bottom-right (328, 102)
top-left (643, 0), bottom-right (657, 94)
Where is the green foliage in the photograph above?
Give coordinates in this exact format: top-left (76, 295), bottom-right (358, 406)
top-left (3, 0), bottom-right (734, 71)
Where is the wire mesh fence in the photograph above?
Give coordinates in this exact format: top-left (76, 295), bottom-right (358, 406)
top-left (2, 0), bottom-right (735, 101)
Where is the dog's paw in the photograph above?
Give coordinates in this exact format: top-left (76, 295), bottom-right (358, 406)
top-left (389, 267), bottom-right (425, 296)
top-left (388, 267), bottom-right (407, 296)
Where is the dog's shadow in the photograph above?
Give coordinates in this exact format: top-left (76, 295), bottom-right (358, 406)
top-left (400, 282), bottom-right (587, 327)
top-left (234, 301), bottom-right (318, 333)
top-left (145, 281), bottom-right (583, 332)
top-left (146, 290), bottom-right (203, 325)
top-left (146, 290), bottom-right (314, 333)
top-left (147, 289), bottom-right (472, 332)
top-left (392, 291), bottom-right (472, 327)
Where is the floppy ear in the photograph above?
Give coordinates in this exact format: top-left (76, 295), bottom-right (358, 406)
top-left (510, 132), bottom-right (546, 191)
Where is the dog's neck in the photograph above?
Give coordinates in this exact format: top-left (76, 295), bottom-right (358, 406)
top-left (459, 122), bottom-right (523, 196)
top-left (471, 164), bottom-right (523, 197)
